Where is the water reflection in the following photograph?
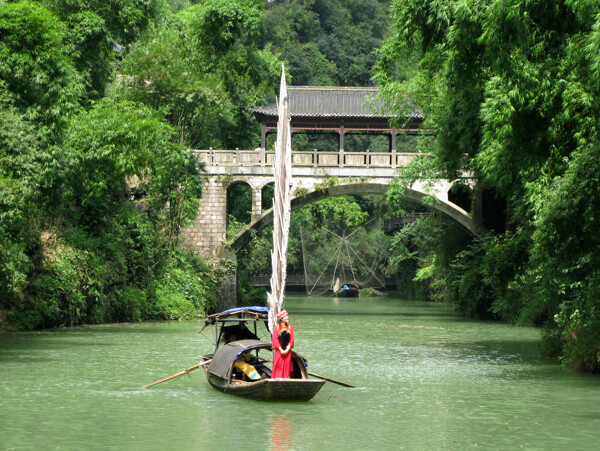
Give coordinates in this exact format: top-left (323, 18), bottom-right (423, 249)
top-left (332, 297), bottom-right (351, 304)
top-left (269, 412), bottom-right (293, 451)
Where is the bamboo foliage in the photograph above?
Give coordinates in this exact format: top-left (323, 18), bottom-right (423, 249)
top-left (267, 65), bottom-right (293, 331)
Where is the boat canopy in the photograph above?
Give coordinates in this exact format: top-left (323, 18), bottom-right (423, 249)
top-left (208, 339), bottom-right (271, 379)
top-left (216, 306), bottom-right (269, 317)
top-left (200, 306), bottom-right (271, 353)
top-left (201, 306), bottom-right (269, 329)
top-left (204, 306), bottom-right (269, 323)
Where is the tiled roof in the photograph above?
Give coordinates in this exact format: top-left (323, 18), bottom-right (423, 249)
top-left (251, 86), bottom-right (422, 119)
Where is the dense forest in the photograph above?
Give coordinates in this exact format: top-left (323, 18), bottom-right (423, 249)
top-left (0, 0), bottom-right (392, 330)
top-left (374, 0), bottom-right (600, 372)
top-left (2, 0), bottom-right (600, 373)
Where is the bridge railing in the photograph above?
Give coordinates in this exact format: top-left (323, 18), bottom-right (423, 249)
top-left (247, 274), bottom-right (306, 287)
top-left (384, 211), bottom-right (432, 233)
top-left (192, 149), bottom-right (423, 169)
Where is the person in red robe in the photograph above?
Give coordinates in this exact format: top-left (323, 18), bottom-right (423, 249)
top-left (271, 310), bottom-right (294, 378)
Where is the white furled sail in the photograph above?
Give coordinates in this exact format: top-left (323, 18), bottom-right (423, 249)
top-left (333, 277), bottom-right (340, 293)
top-left (267, 64), bottom-right (293, 331)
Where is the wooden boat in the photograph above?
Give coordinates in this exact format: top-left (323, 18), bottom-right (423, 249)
top-left (202, 339), bottom-right (325, 401)
top-left (335, 282), bottom-right (360, 298)
top-left (197, 67), bottom-right (332, 401)
top-left (200, 307), bottom-right (325, 401)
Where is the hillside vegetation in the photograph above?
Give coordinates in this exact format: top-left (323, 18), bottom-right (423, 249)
top-left (2, 0), bottom-right (600, 373)
top-left (0, 0), bottom-right (390, 329)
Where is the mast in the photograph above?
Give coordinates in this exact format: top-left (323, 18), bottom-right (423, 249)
top-left (267, 64), bottom-right (293, 331)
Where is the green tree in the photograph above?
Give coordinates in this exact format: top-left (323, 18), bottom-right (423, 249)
top-left (4, 97), bottom-right (209, 330)
top-left (119, 0), bottom-right (279, 148)
top-left (60, 10), bottom-right (114, 100)
top-left (263, 0), bottom-right (391, 86)
top-left (0, 1), bottom-right (84, 142)
top-left (280, 42), bottom-right (336, 85)
top-left (0, 88), bottom-right (41, 305)
top-left (119, 17), bottom-right (233, 148)
top-left (43, 0), bottom-right (160, 47)
top-left (61, 97), bottom-right (203, 238)
top-left (38, 0), bottom-right (166, 99)
top-left (376, 0), bottom-right (600, 371)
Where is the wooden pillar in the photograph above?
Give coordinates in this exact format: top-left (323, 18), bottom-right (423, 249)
top-left (261, 122), bottom-right (267, 149)
top-left (339, 123), bottom-right (345, 167)
top-left (391, 127), bottom-right (397, 168)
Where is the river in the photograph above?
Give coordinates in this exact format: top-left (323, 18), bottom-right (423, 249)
top-left (1, 294), bottom-right (599, 450)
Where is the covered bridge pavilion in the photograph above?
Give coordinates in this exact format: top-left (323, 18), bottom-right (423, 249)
top-left (250, 86), bottom-right (425, 156)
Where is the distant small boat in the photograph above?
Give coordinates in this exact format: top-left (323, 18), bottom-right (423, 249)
top-left (200, 307), bottom-right (325, 401)
top-left (334, 282), bottom-right (360, 298)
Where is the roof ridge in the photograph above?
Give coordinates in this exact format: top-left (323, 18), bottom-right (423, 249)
top-left (250, 85), bottom-right (422, 119)
top-left (289, 86), bottom-right (378, 91)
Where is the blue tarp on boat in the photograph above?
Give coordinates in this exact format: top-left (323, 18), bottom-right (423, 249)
top-left (217, 306), bottom-right (269, 316)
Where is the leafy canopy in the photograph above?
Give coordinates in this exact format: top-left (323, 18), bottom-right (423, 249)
top-left (376, 0), bottom-right (600, 371)
top-left (62, 97), bottom-right (203, 237)
top-left (0, 1), bottom-right (84, 141)
top-left (118, 0), bottom-right (279, 149)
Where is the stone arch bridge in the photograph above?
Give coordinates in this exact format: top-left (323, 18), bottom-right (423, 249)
top-left (180, 148), bottom-right (485, 261)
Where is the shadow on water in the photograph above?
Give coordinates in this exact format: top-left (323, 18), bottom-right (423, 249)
top-left (421, 339), bottom-right (547, 368)
top-left (0, 320), bottom-right (201, 345)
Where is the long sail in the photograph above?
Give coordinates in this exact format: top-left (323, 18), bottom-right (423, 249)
top-left (267, 65), bottom-right (293, 331)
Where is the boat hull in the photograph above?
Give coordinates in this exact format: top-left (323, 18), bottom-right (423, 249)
top-left (335, 288), bottom-right (359, 297)
top-left (206, 371), bottom-right (325, 401)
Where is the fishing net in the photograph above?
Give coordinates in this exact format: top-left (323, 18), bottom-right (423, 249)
top-left (300, 217), bottom-right (386, 296)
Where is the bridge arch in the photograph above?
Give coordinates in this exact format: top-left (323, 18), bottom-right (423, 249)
top-left (231, 182), bottom-right (488, 253)
top-left (260, 182), bottom-right (275, 213)
top-left (226, 180), bottom-right (253, 224)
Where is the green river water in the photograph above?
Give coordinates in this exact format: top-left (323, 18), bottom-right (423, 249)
top-left (1, 294), bottom-right (600, 450)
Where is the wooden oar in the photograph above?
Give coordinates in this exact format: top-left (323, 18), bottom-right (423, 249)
top-left (308, 371), bottom-right (356, 388)
top-left (140, 359), bottom-right (211, 389)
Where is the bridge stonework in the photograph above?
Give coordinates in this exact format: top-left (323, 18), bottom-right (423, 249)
top-left (180, 149), bottom-right (483, 261)
top-left (181, 176), bottom-right (228, 260)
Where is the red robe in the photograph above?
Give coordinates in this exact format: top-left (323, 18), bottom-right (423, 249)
top-left (271, 324), bottom-right (294, 378)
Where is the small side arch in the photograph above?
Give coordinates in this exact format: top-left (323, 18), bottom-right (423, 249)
top-left (226, 180), bottom-right (253, 225)
top-left (261, 182), bottom-right (275, 212)
top-left (447, 181), bottom-right (474, 213)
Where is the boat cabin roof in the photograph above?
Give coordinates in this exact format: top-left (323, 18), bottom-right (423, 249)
top-left (204, 306), bottom-right (269, 325)
top-left (201, 306), bottom-right (271, 353)
top-left (208, 339), bottom-right (271, 379)
top-left (341, 283), bottom-right (359, 289)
